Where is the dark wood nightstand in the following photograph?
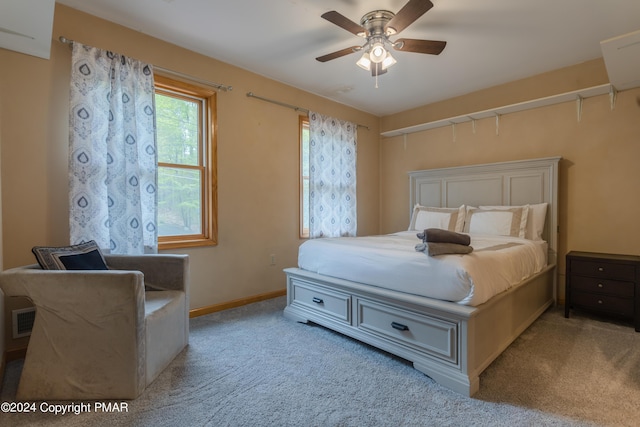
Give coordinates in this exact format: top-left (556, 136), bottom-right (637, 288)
top-left (565, 251), bottom-right (640, 332)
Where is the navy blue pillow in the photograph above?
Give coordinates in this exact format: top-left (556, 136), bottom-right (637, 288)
top-left (58, 249), bottom-right (109, 270)
top-left (32, 240), bottom-right (108, 270)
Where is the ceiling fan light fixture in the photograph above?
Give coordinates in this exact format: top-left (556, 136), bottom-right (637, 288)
top-left (356, 52), bottom-right (372, 70)
top-left (369, 42), bottom-right (387, 63)
top-left (381, 51), bottom-right (397, 70)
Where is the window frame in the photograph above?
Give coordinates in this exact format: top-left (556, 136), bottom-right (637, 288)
top-left (154, 74), bottom-right (218, 249)
top-left (299, 116), bottom-right (310, 239)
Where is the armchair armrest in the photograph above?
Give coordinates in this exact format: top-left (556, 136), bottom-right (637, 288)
top-left (104, 254), bottom-right (189, 293)
top-left (0, 268), bottom-right (147, 399)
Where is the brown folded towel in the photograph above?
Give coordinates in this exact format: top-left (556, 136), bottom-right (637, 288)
top-left (416, 228), bottom-right (471, 246)
top-left (415, 242), bottom-right (474, 257)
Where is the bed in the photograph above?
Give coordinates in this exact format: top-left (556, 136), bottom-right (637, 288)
top-left (284, 157), bottom-right (560, 396)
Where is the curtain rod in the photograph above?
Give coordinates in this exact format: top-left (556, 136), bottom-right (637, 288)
top-left (246, 92), bottom-right (370, 131)
top-left (58, 36), bottom-right (233, 92)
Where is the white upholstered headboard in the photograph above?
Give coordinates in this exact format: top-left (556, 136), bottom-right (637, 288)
top-left (408, 157), bottom-right (561, 266)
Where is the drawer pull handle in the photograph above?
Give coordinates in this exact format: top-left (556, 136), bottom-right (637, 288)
top-left (598, 267), bottom-right (604, 272)
top-left (598, 300), bottom-right (603, 304)
top-left (312, 297), bottom-right (324, 304)
top-left (391, 322), bottom-right (409, 331)
top-left (598, 283), bottom-right (604, 288)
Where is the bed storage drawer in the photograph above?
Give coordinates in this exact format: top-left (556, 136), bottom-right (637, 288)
top-left (290, 279), bottom-right (351, 324)
top-left (356, 298), bottom-right (457, 364)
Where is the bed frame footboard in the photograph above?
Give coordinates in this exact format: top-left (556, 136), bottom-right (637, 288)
top-left (284, 265), bottom-right (555, 396)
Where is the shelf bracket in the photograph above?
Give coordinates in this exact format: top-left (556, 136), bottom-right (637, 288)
top-left (576, 95), bottom-right (584, 122)
top-left (495, 113), bottom-right (500, 136)
top-left (468, 116), bottom-right (477, 134)
top-left (450, 122), bottom-right (457, 142)
top-left (609, 85), bottom-right (617, 111)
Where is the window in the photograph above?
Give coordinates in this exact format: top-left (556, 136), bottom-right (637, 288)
top-left (300, 116), bottom-right (310, 238)
top-left (154, 75), bottom-right (217, 248)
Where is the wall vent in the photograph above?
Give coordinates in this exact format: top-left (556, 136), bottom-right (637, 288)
top-left (12, 307), bottom-right (36, 339)
top-left (601, 29), bottom-right (640, 91)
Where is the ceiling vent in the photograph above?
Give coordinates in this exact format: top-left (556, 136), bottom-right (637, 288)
top-left (0, 0), bottom-right (55, 60)
top-left (600, 29), bottom-right (640, 91)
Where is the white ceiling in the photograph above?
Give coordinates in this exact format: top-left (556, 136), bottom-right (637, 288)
top-left (56, 0), bottom-right (640, 116)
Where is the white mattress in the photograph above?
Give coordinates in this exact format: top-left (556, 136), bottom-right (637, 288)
top-left (297, 231), bottom-right (548, 306)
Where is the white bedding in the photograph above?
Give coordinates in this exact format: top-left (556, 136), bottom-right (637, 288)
top-left (297, 231), bottom-right (548, 306)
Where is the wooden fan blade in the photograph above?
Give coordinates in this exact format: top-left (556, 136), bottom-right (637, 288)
top-left (321, 11), bottom-right (367, 36)
top-left (385, 0), bottom-right (434, 34)
top-left (316, 46), bottom-right (361, 62)
top-left (393, 38), bottom-right (446, 55)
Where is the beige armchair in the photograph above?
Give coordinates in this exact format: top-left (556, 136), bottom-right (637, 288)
top-left (0, 254), bottom-right (189, 400)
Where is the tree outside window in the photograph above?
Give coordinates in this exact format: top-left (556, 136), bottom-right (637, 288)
top-left (154, 75), bottom-right (217, 248)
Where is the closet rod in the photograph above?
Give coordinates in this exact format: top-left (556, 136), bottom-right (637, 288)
top-left (246, 92), bottom-right (370, 130)
top-left (58, 36), bottom-right (233, 92)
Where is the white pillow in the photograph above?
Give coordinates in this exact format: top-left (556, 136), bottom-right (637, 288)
top-left (480, 203), bottom-right (548, 240)
top-left (408, 205), bottom-right (466, 232)
top-left (464, 206), bottom-right (529, 238)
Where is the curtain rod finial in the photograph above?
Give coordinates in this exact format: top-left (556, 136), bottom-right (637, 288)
top-left (59, 36), bottom-right (74, 48)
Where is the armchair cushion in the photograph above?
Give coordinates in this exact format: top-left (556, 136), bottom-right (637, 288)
top-left (31, 240), bottom-right (108, 270)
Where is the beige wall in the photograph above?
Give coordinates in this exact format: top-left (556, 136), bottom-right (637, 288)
top-left (2, 5), bottom-right (639, 310)
top-left (380, 65), bottom-right (640, 302)
top-left (0, 5), bottom-right (380, 310)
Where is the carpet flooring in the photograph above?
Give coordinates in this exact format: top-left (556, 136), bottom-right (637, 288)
top-left (1, 296), bottom-right (639, 426)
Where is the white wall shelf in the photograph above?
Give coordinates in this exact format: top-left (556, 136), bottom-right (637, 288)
top-left (380, 83), bottom-right (614, 138)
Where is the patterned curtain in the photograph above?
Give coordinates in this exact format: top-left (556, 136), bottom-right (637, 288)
top-left (308, 111), bottom-right (357, 238)
top-left (69, 43), bottom-right (158, 254)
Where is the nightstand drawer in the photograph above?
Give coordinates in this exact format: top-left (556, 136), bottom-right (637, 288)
top-left (572, 291), bottom-right (634, 317)
top-left (571, 276), bottom-right (634, 298)
top-left (570, 259), bottom-right (636, 281)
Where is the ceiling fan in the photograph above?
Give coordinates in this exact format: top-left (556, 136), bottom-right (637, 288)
top-left (316, 0), bottom-right (446, 77)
